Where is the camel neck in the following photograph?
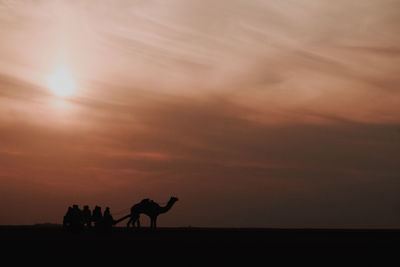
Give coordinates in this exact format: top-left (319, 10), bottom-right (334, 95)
top-left (159, 200), bottom-right (175, 214)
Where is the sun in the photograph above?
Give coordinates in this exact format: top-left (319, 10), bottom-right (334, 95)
top-left (46, 67), bottom-right (77, 97)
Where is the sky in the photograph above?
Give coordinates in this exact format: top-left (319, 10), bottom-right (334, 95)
top-left (0, 0), bottom-right (399, 228)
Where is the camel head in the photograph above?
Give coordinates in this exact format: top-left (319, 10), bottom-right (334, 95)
top-left (170, 196), bottom-right (179, 203)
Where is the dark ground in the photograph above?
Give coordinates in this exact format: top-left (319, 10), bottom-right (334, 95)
top-left (1, 226), bottom-right (399, 263)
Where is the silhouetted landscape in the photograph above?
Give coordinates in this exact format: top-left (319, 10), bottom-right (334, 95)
top-left (1, 1), bottom-right (399, 263)
top-left (2, 225), bottom-right (399, 260)
top-left (3, 200), bottom-right (398, 261)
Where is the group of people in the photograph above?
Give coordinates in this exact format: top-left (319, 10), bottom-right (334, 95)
top-left (63, 204), bottom-right (115, 232)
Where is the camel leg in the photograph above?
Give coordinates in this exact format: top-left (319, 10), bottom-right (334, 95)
top-left (150, 217), bottom-right (157, 229)
top-left (130, 213), bottom-right (139, 229)
top-left (127, 216), bottom-right (133, 228)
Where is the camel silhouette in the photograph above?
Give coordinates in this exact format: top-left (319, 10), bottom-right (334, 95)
top-left (115, 197), bottom-right (179, 229)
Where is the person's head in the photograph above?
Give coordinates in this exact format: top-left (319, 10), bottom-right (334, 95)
top-left (84, 205), bottom-right (89, 210)
top-left (73, 204), bottom-right (79, 209)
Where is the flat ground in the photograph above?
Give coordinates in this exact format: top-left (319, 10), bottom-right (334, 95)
top-left (1, 225), bottom-right (398, 247)
top-left (1, 226), bottom-right (399, 262)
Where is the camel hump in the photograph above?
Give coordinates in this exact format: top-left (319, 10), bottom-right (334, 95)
top-left (141, 198), bottom-right (150, 203)
top-left (132, 198), bottom-right (151, 211)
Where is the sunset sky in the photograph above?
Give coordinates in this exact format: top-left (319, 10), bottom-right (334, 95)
top-left (0, 0), bottom-right (399, 228)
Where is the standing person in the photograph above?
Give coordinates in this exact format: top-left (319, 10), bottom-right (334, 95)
top-left (63, 206), bottom-right (73, 230)
top-left (103, 207), bottom-right (115, 232)
top-left (92, 206), bottom-right (103, 228)
top-left (82, 205), bottom-right (92, 228)
top-left (71, 204), bottom-right (83, 233)
top-left (104, 207), bottom-right (111, 217)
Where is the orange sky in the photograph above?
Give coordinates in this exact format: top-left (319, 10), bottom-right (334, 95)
top-left (0, 0), bottom-right (399, 227)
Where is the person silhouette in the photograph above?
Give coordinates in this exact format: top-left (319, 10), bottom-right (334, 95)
top-left (63, 206), bottom-right (73, 229)
top-left (70, 204), bottom-right (84, 233)
top-left (92, 206), bottom-right (103, 229)
top-left (82, 205), bottom-right (92, 228)
top-left (104, 207), bottom-right (111, 217)
top-left (103, 207), bottom-right (114, 232)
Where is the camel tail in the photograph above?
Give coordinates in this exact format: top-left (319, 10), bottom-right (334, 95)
top-left (113, 214), bottom-right (130, 225)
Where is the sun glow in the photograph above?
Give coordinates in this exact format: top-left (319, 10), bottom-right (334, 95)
top-left (46, 67), bottom-right (77, 97)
